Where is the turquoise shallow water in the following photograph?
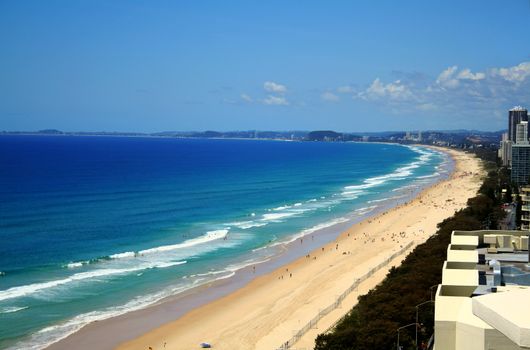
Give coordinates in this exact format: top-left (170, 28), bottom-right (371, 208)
top-left (0, 136), bottom-right (449, 349)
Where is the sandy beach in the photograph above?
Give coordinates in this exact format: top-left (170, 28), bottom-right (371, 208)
top-left (104, 147), bottom-right (483, 350)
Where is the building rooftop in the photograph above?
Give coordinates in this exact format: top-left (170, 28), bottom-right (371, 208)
top-left (435, 230), bottom-right (530, 350)
top-left (472, 288), bottom-right (530, 347)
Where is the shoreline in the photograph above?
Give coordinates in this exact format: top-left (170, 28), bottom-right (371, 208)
top-left (41, 146), bottom-right (482, 350)
top-left (117, 147), bottom-right (482, 350)
top-left (3, 142), bottom-right (439, 350)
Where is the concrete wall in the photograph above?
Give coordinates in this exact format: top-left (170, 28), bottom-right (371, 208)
top-left (484, 328), bottom-right (522, 350)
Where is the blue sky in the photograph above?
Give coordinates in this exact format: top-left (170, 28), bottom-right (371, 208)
top-left (1, 1), bottom-right (530, 132)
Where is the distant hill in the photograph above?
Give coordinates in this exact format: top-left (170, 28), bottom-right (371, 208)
top-left (307, 130), bottom-right (342, 141)
top-left (0, 129), bottom-right (502, 147)
top-left (307, 130), bottom-right (362, 142)
top-left (38, 129), bottom-right (63, 134)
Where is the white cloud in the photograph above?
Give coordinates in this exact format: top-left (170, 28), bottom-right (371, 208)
top-left (358, 78), bottom-right (414, 101)
top-left (321, 92), bottom-right (339, 102)
top-left (263, 95), bottom-right (289, 106)
top-left (356, 61), bottom-right (530, 117)
top-left (240, 93), bottom-right (253, 102)
top-left (416, 103), bottom-right (436, 111)
top-left (436, 66), bottom-right (460, 88)
top-left (456, 68), bottom-right (486, 81)
top-left (491, 62), bottom-right (530, 83)
top-left (337, 85), bottom-right (354, 93)
top-left (264, 81), bottom-right (287, 93)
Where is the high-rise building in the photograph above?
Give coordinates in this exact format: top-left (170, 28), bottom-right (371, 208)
top-left (521, 186), bottom-right (530, 230)
top-left (516, 121), bottom-right (529, 144)
top-left (511, 144), bottom-right (530, 185)
top-left (508, 106), bottom-right (528, 142)
top-left (499, 132), bottom-right (512, 167)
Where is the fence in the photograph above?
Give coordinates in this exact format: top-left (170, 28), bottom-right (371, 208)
top-left (276, 241), bottom-right (414, 350)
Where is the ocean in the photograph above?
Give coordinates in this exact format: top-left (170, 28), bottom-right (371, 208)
top-left (0, 135), bottom-right (451, 349)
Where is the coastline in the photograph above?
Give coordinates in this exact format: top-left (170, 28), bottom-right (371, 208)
top-left (41, 146), bottom-right (483, 350)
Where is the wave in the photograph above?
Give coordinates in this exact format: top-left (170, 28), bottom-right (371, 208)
top-left (267, 217), bottom-right (351, 248)
top-left (367, 195), bottom-right (407, 204)
top-left (341, 189), bottom-right (366, 198)
top-left (392, 184), bottom-right (418, 192)
top-left (0, 260), bottom-right (187, 302)
top-left (261, 212), bottom-right (299, 221)
top-left (231, 220), bottom-right (268, 229)
top-left (109, 251), bottom-right (136, 259)
top-left (272, 205), bottom-right (292, 211)
top-left (342, 147), bottom-right (435, 195)
top-left (8, 281), bottom-right (190, 350)
top-left (65, 251), bottom-right (134, 269)
top-left (3, 229), bottom-right (234, 302)
top-left (151, 261), bottom-right (187, 269)
top-left (416, 172), bottom-right (440, 179)
top-left (65, 261), bottom-right (89, 269)
top-left (0, 306), bottom-right (28, 314)
top-left (355, 205), bottom-right (378, 215)
top-left (138, 229), bottom-right (229, 255)
top-left (270, 201), bottom-right (303, 212)
top-left (7, 258), bottom-right (246, 350)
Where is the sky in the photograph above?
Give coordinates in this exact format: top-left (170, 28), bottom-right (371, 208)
top-left (1, 0), bottom-right (530, 132)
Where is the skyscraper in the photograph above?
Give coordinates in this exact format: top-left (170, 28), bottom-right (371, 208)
top-left (508, 106), bottom-right (528, 142)
top-left (511, 119), bottom-right (530, 185)
top-left (511, 144), bottom-right (530, 185)
top-left (516, 121), bottom-right (529, 144)
top-left (499, 132), bottom-right (512, 167)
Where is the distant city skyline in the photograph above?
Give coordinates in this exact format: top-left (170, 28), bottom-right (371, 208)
top-left (1, 1), bottom-right (530, 132)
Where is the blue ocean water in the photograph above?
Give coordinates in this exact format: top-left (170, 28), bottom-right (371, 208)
top-left (0, 136), bottom-right (449, 349)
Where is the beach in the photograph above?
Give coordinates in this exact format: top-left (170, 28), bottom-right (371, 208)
top-left (89, 147), bottom-right (481, 350)
top-left (39, 146), bottom-right (481, 350)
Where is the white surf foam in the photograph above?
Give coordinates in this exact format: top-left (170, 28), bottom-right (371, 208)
top-left (138, 229), bottom-right (229, 255)
top-left (367, 195), bottom-right (407, 204)
top-left (151, 261), bottom-right (187, 269)
top-left (261, 212), bottom-right (298, 221)
top-left (109, 251), bottom-right (136, 259)
top-left (231, 220), bottom-right (268, 229)
top-left (416, 172), bottom-right (440, 179)
top-left (65, 262), bottom-right (86, 269)
top-left (267, 217), bottom-right (351, 248)
top-left (0, 306), bottom-right (28, 314)
top-left (272, 205), bottom-right (292, 211)
top-left (7, 281), bottom-right (190, 350)
top-left (355, 205), bottom-right (378, 215)
top-left (8, 259), bottom-right (247, 350)
top-left (343, 148), bottom-right (433, 195)
top-left (0, 260), bottom-right (187, 302)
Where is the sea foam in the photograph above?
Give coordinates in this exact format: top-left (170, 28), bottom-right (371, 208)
top-left (138, 229), bottom-right (229, 255)
top-left (0, 261), bottom-right (187, 302)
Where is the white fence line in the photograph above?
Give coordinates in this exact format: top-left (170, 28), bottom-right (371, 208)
top-left (276, 241), bottom-right (414, 350)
